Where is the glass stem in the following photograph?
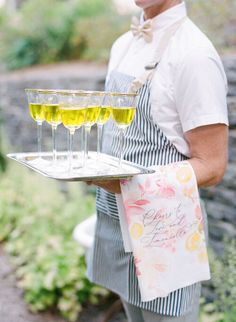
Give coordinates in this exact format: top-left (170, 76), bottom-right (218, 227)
top-left (68, 129), bottom-right (75, 173)
top-left (67, 129), bottom-right (70, 159)
top-left (37, 121), bottom-right (43, 158)
top-left (52, 124), bottom-right (57, 166)
top-left (81, 126), bottom-right (85, 168)
top-left (97, 124), bottom-right (103, 159)
top-left (84, 125), bottom-right (91, 165)
top-left (119, 128), bottom-right (125, 168)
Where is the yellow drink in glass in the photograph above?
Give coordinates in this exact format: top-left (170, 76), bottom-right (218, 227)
top-left (85, 106), bottom-right (100, 125)
top-left (29, 103), bottom-right (44, 122)
top-left (97, 106), bottom-right (111, 125)
top-left (43, 104), bottom-right (61, 125)
top-left (60, 107), bottom-right (87, 129)
top-left (111, 107), bottom-right (136, 127)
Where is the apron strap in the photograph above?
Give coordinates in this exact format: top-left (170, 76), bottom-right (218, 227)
top-left (129, 17), bottom-right (187, 93)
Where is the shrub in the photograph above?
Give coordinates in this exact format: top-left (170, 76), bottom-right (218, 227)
top-left (187, 0), bottom-right (236, 50)
top-left (0, 164), bottom-right (108, 321)
top-left (0, 0), bottom-right (129, 69)
top-left (74, 15), bottom-right (129, 61)
top-left (200, 239), bottom-right (236, 322)
top-left (0, 0), bottom-right (85, 69)
top-left (211, 239), bottom-right (236, 316)
top-left (0, 109), bottom-right (7, 173)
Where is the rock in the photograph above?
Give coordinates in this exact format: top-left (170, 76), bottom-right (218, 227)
top-left (208, 220), bottom-right (236, 241)
top-left (229, 146), bottom-right (236, 162)
top-left (201, 284), bottom-right (218, 303)
top-left (227, 96), bottom-right (236, 127)
top-left (223, 57), bottom-right (236, 96)
top-left (208, 239), bottom-right (225, 257)
top-left (223, 56), bottom-right (236, 72)
top-left (205, 200), bottom-right (236, 223)
top-left (200, 187), bottom-right (216, 200)
top-left (221, 163), bottom-right (236, 189)
top-left (229, 130), bottom-right (236, 149)
top-left (211, 185), bottom-right (236, 208)
top-left (226, 70), bottom-right (236, 85)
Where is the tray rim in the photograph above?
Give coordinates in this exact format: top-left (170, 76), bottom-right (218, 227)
top-left (6, 151), bottom-right (155, 182)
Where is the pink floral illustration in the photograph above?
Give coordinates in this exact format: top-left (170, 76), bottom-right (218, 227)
top-left (164, 241), bottom-right (177, 253)
top-left (155, 180), bottom-right (176, 198)
top-left (123, 198), bottom-right (147, 224)
top-left (195, 205), bottom-right (202, 221)
top-left (134, 256), bottom-right (142, 276)
top-left (153, 262), bottom-right (168, 272)
top-left (138, 177), bottom-right (156, 197)
top-left (124, 198), bottom-right (148, 211)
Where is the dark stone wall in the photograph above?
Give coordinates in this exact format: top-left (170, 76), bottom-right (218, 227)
top-left (201, 56), bottom-right (236, 257)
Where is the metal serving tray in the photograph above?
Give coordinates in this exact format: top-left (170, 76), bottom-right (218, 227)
top-left (7, 151), bottom-right (155, 182)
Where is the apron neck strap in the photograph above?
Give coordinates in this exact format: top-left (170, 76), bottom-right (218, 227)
top-left (129, 17), bottom-right (187, 93)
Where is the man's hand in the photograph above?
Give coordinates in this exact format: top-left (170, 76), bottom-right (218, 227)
top-left (86, 179), bottom-right (121, 194)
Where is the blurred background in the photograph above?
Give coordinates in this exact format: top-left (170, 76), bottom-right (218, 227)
top-left (0, 0), bottom-right (236, 322)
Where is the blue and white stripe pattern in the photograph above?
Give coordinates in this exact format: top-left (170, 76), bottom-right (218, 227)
top-left (88, 70), bottom-right (201, 316)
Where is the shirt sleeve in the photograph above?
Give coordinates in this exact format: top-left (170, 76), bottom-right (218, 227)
top-left (174, 47), bottom-right (229, 132)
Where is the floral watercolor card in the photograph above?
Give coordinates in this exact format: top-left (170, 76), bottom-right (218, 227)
top-left (118, 161), bottom-right (211, 301)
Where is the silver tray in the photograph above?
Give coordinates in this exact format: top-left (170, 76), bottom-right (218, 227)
top-left (7, 152), bottom-right (155, 182)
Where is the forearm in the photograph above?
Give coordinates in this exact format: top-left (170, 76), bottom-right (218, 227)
top-left (188, 157), bottom-right (225, 188)
top-left (185, 124), bottom-right (228, 188)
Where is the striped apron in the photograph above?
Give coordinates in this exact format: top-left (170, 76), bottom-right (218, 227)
top-left (87, 69), bottom-right (201, 316)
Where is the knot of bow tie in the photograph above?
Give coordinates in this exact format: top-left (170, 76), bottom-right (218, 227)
top-left (130, 16), bottom-right (153, 43)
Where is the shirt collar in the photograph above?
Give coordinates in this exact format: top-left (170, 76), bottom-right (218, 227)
top-left (140, 1), bottom-right (187, 31)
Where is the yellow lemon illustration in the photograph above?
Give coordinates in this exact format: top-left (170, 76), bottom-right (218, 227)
top-left (185, 231), bottom-right (201, 251)
top-left (198, 250), bottom-right (208, 263)
top-left (176, 166), bottom-right (192, 184)
top-left (198, 220), bottom-right (204, 233)
top-left (130, 223), bottom-right (144, 239)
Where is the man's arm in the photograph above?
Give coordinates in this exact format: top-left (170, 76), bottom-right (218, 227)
top-left (87, 123), bottom-right (228, 193)
top-left (186, 123), bottom-right (228, 187)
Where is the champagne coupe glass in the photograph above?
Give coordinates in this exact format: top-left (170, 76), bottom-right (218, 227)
top-left (25, 89), bottom-right (45, 160)
top-left (39, 90), bottom-right (61, 168)
top-left (84, 91), bottom-right (105, 165)
top-left (97, 92), bottom-right (112, 160)
top-left (58, 91), bottom-right (88, 173)
top-left (110, 92), bottom-right (139, 168)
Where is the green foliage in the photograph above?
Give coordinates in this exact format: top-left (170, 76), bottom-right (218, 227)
top-left (218, 307), bottom-right (236, 322)
top-left (211, 239), bottom-right (236, 317)
top-left (0, 0), bottom-right (129, 69)
top-left (200, 239), bottom-right (236, 322)
top-left (74, 15), bottom-right (129, 61)
top-left (187, 0), bottom-right (236, 51)
top-left (1, 0), bottom-right (235, 69)
top-left (0, 6), bottom-right (7, 26)
top-left (0, 164), bottom-right (108, 321)
top-left (72, 0), bottom-right (113, 17)
top-left (0, 110), bottom-right (7, 173)
top-left (0, 153), bottom-right (6, 173)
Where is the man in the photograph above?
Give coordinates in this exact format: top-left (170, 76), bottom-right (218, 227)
top-left (87, 1), bottom-right (228, 321)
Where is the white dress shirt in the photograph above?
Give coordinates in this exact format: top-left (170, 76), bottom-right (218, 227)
top-left (107, 2), bottom-right (228, 157)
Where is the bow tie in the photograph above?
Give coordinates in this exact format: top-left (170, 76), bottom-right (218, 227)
top-left (130, 16), bottom-right (153, 43)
